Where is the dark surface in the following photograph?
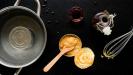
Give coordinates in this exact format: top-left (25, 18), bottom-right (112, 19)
top-left (0, 0), bottom-right (133, 75)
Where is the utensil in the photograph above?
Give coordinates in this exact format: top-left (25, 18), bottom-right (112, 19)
top-left (0, 0), bottom-right (47, 74)
top-left (43, 48), bottom-right (73, 72)
top-left (102, 28), bottom-right (133, 59)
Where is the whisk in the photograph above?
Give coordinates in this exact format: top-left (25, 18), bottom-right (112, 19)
top-left (102, 27), bottom-right (133, 59)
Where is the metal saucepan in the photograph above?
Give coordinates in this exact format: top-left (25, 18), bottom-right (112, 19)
top-left (0, 0), bottom-right (47, 74)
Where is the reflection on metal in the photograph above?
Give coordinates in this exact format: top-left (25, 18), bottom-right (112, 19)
top-left (92, 10), bottom-right (116, 35)
top-left (9, 26), bottom-right (32, 50)
top-left (102, 28), bottom-right (133, 59)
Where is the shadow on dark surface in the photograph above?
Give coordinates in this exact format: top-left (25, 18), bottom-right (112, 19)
top-left (0, 0), bottom-right (133, 75)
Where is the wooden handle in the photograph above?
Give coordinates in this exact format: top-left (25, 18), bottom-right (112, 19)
top-left (43, 51), bottom-right (65, 72)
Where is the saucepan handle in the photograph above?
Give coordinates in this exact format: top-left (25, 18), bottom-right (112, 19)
top-left (14, 0), bottom-right (41, 16)
top-left (14, 68), bottom-right (23, 75)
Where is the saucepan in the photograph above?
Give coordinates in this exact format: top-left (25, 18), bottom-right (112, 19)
top-left (0, 0), bottom-right (47, 75)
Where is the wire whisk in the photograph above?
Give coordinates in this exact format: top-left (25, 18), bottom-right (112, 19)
top-left (102, 27), bottom-right (133, 59)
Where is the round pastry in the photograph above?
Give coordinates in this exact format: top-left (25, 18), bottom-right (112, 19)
top-left (74, 47), bottom-right (95, 69)
top-left (59, 34), bottom-right (82, 57)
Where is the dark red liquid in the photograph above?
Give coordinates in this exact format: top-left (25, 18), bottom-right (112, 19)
top-left (69, 6), bottom-right (84, 24)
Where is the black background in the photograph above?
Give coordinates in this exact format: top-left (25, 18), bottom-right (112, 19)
top-left (0, 0), bottom-right (133, 75)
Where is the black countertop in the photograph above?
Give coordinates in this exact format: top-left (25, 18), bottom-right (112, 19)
top-left (0, 0), bottom-right (133, 75)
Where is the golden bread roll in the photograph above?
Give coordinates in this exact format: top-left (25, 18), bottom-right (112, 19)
top-left (74, 47), bottom-right (95, 69)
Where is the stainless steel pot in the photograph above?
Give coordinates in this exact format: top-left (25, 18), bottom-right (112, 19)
top-left (0, 0), bottom-right (47, 74)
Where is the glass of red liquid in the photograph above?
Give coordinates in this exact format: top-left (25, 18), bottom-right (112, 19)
top-left (69, 6), bottom-right (84, 24)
